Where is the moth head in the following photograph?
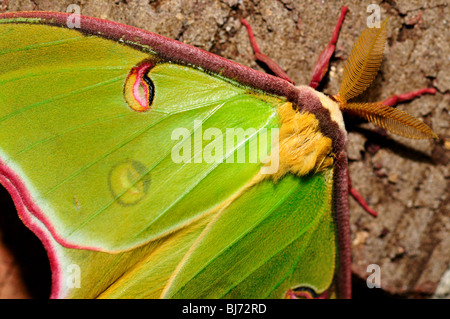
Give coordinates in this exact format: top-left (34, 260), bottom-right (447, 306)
top-left (333, 19), bottom-right (437, 140)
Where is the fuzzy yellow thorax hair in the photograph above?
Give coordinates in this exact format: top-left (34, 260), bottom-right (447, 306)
top-left (264, 102), bottom-right (334, 181)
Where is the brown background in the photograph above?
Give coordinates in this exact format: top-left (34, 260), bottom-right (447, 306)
top-left (0, 0), bottom-right (448, 298)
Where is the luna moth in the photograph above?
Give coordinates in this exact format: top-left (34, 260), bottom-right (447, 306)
top-left (0, 5), bottom-right (439, 299)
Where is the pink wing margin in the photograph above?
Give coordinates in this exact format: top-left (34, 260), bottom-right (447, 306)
top-left (0, 160), bottom-right (63, 298)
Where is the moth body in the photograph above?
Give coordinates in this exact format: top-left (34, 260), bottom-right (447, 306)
top-left (263, 85), bottom-right (347, 181)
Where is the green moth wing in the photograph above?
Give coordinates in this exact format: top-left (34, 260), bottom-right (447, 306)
top-left (161, 173), bottom-right (336, 299)
top-left (0, 20), bottom-right (278, 251)
top-left (0, 12), bottom-right (349, 298)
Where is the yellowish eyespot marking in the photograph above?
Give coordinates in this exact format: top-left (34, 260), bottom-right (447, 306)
top-left (285, 287), bottom-right (331, 299)
top-left (108, 160), bottom-right (151, 206)
top-left (124, 61), bottom-right (154, 112)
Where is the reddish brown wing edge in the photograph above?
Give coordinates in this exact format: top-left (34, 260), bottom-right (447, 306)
top-left (0, 11), bottom-right (351, 299)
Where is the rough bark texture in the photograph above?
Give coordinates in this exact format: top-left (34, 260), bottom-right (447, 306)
top-left (0, 0), bottom-right (448, 299)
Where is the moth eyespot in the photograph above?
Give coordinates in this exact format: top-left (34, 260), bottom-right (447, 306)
top-left (285, 287), bottom-right (328, 299)
top-left (108, 160), bottom-right (151, 206)
top-left (124, 61), bottom-right (155, 112)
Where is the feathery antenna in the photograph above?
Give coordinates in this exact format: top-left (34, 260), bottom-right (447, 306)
top-left (334, 20), bottom-right (437, 139)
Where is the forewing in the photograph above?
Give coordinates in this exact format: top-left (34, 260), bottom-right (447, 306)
top-left (0, 21), bottom-right (280, 251)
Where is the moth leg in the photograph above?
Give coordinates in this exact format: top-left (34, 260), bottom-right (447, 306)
top-left (347, 170), bottom-right (378, 217)
top-left (241, 19), bottom-right (294, 84)
top-left (381, 87), bottom-right (437, 107)
top-left (309, 6), bottom-right (348, 89)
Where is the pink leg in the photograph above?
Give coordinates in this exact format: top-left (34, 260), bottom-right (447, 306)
top-left (381, 87), bottom-right (437, 106)
top-left (309, 6), bottom-right (348, 89)
top-left (348, 171), bottom-right (378, 217)
top-left (241, 19), bottom-right (294, 84)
